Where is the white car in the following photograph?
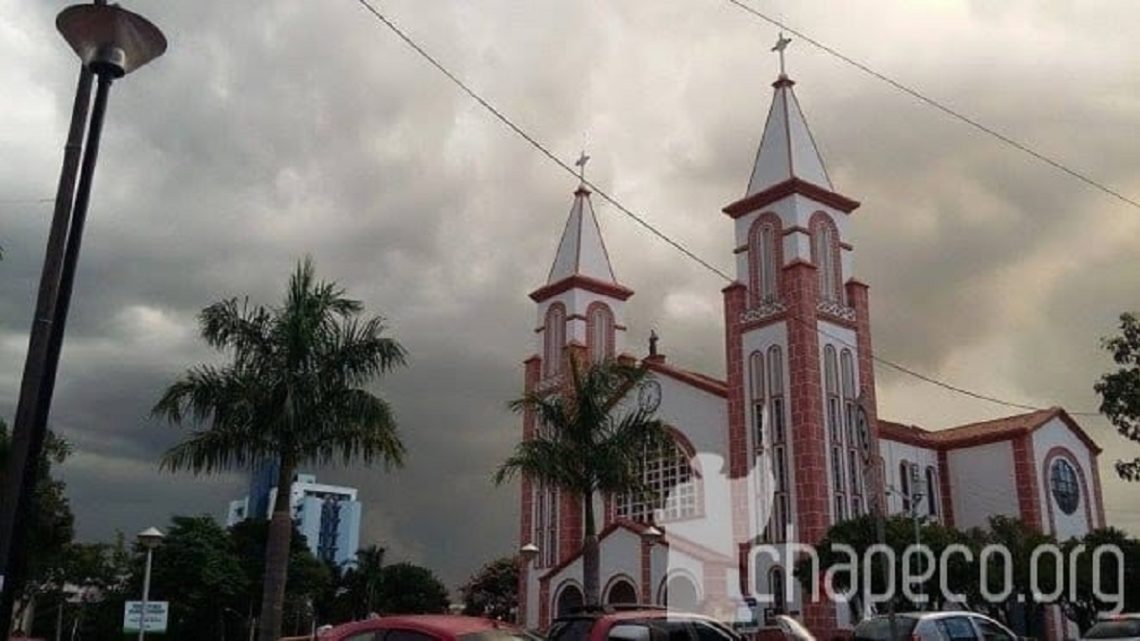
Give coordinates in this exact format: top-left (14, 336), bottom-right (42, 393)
top-left (853, 612), bottom-right (1019, 641)
top-left (1083, 616), bottom-right (1140, 641)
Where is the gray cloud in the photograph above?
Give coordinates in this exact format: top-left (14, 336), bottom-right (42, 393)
top-left (2, 0), bottom-right (1140, 589)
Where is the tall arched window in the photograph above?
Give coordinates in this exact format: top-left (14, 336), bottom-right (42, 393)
top-left (824, 346), bottom-right (845, 521)
top-left (750, 217), bottom-right (781, 305)
top-left (535, 483), bottom-right (559, 567)
top-left (899, 461), bottom-right (911, 513)
top-left (544, 304), bottom-right (566, 377)
top-left (840, 349), bottom-right (862, 516)
top-left (925, 466), bottom-right (939, 518)
top-left (769, 567), bottom-right (786, 612)
top-left (615, 438), bottom-right (697, 522)
top-left (587, 303), bottom-right (614, 363)
top-left (768, 346), bottom-right (789, 542)
top-left (749, 351), bottom-right (765, 452)
top-left (811, 214), bottom-right (843, 303)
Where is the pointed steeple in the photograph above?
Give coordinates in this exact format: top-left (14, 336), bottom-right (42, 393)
top-left (546, 185), bottom-right (617, 285)
top-left (745, 76), bottom-right (833, 197)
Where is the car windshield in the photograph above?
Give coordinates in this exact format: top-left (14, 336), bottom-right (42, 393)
top-left (853, 617), bottom-right (919, 641)
top-left (548, 618), bottom-right (595, 641)
top-left (1085, 621), bottom-right (1140, 639)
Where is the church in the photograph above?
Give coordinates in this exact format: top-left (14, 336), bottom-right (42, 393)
top-left (514, 57), bottom-right (1105, 641)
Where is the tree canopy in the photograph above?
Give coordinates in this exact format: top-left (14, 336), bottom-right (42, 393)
top-left (1095, 312), bottom-right (1140, 480)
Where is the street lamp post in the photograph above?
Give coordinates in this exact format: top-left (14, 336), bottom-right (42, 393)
top-left (136, 527), bottom-right (164, 641)
top-left (0, 3), bottom-right (165, 632)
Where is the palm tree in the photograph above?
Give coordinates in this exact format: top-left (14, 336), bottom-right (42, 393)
top-left (152, 258), bottom-right (406, 641)
top-left (494, 358), bottom-right (670, 606)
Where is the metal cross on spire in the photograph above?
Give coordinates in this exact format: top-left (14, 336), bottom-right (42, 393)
top-left (575, 150), bottom-right (590, 185)
top-left (771, 31), bottom-right (792, 77)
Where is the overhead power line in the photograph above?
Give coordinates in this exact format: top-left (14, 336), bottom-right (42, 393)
top-left (723, 0), bottom-right (1140, 212)
top-left (350, 0), bottom-right (1101, 417)
top-left (0, 198), bottom-right (54, 205)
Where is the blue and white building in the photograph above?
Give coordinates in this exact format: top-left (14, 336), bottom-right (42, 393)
top-left (227, 468), bottom-right (362, 568)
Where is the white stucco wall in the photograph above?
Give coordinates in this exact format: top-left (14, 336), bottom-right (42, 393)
top-left (1032, 417), bottom-right (1099, 539)
top-left (878, 439), bottom-right (940, 516)
top-left (945, 441), bottom-right (1019, 530)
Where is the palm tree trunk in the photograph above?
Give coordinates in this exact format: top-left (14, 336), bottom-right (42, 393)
top-left (258, 458), bottom-right (295, 641)
top-left (581, 490), bottom-right (600, 606)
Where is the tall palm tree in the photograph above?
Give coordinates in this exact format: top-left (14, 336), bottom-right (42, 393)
top-left (494, 358), bottom-right (670, 606)
top-left (152, 258), bottom-right (406, 641)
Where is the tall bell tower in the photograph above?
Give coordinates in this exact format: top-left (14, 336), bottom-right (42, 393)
top-left (721, 42), bottom-right (881, 634)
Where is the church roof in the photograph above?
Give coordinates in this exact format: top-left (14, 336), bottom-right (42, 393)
top-left (745, 76), bottom-right (832, 197)
top-left (878, 407), bottom-right (1101, 454)
top-left (546, 185), bottom-right (617, 285)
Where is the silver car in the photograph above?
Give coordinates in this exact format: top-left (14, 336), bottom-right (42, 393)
top-left (1082, 616), bottom-right (1140, 641)
top-left (853, 612), bottom-right (1020, 641)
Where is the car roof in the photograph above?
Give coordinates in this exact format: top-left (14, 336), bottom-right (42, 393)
top-left (328, 615), bottom-right (514, 638)
top-left (555, 608), bottom-right (723, 624)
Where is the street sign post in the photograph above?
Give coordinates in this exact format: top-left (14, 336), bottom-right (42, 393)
top-left (123, 600), bottom-right (168, 634)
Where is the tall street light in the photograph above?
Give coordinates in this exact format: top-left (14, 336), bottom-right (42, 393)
top-left (136, 527), bottom-right (164, 641)
top-left (0, 3), bottom-right (165, 632)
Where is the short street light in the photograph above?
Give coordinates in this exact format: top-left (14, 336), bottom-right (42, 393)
top-left (136, 527), bottom-right (164, 641)
top-left (519, 543), bottom-right (539, 563)
top-left (0, 2), bottom-right (166, 632)
top-left (642, 525), bottom-right (664, 546)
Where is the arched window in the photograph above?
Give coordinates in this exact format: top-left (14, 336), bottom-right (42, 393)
top-left (751, 217), bottom-right (781, 304)
top-left (556, 584), bottom-right (584, 616)
top-left (767, 346), bottom-right (789, 542)
top-left (543, 304), bottom-right (566, 377)
top-left (811, 214), bottom-right (843, 303)
top-left (615, 438), bottom-right (697, 522)
top-left (534, 483), bottom-right (559, 567)
top-left (660, 574), bottom-right (699, 611)
top-left (1050, 459), bottom-right (1080, 516)
top-left (749, 351), bottom-right (765, 452)
top-left (925, 466), bottom-right (939, 517)
top-left (587, 303), bottom-right (614, 363)
top-left (825, 346), bottom-right (846, 521)
top-left (606, 578), bottom-right (638, 605)
top-left (899, 461), bottom-right (911, 513)
top-left (840, 350), bottom-right (862, 515)
top-left (769, 567), bottom-right (786, 612)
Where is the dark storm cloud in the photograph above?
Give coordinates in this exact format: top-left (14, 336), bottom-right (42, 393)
top-left (3, 0), bottom-right (1140, 588)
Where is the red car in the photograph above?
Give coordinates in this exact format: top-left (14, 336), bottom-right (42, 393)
top-left (547, 605), bottom-right (743, 641)
top-left (317, 614), bottom-right (538, 641)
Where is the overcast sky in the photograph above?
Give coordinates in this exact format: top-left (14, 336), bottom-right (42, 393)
top-left (2, 0), bottom-right (1139, 590)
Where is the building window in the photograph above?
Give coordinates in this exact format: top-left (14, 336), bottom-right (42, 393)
top-left (317, 497), bottom-right (343, 563)
top-left (587, 303), bottom-right (614, 363)
top-left (811, 214), bottom-right (843, 303)
top-left (750, 351), bottom-right (765, 451)
top-left (925, 466), bottom-right (939, 517)
top-left (616, 439), bottom-right (697, 522)
top-left (899, 461), bottom-right (911, 513)
top-left (824, 346), bottom-right (845, 519)
top-left (751, 218), bottom-right (781, 304)
top-left (543, 304), bottom-right (566, 377)
top-left (840, 350), bottom-right (862, 512)
top-left (769, 567), bottom-right (786, 612)
top-left (1050, 458), bottom-right (1080, 516)
top-left (767, 345), bottom-right (790, 542)
top-left (535, 483), bottom-right (559, 567)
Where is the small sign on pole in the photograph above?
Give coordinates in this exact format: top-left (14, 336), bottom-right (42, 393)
top-left (123, 600), bottom-right (169, 633)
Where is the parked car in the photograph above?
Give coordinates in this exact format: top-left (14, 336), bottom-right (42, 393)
top-left (1082, 615), bottom-right (1140, 641)
top-left (853, 612), bottom-right (1018, 641)
top-left (547, 605), bottom-right (743, 641)
top-left (316, 614), bottom-right (538, 641)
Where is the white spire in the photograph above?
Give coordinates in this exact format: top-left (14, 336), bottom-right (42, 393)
top-left (745, 77), bottom-right (833, 197)
top-left (546, 185), bottom-right (618, 285)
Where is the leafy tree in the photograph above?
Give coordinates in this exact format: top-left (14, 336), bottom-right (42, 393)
top-left (494, 359), bottom-right (669, 605)
top-left (461, 557), bottom-right (518, 621)
top-left (1062, 528), bottom-right (1140, 633)
top-left (1095, 312), bottom-right (1140, 480)
top-left (0, 420), bottom-right (75, 635)
top-left (338, 544), bottom-right (386, 620)
top-left (373, 562), bottom-right (448, 614)
top-left (152, 258), bottom-right (407, 641)
top-left (139, 515), bottom-right (248, 640)
top-left (977, 516), bottom-right (1059, 637)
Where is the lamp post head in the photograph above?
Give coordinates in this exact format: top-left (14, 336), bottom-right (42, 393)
top-left (137, 526), bottom-right (164, 550)
top-left (643, 525), bottom-right (663, 545)
top-left (519, 543), bottom-right (539, 561)
top-left (56, 4), bottom-right (167, 78)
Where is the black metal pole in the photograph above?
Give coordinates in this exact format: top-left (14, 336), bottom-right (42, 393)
top-left (0, 71), bottom-right (114, 634)
top-left (0, 58), bottom-right (96, 640)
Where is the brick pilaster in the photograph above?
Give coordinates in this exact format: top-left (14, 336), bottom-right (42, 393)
top-left (1012, 435), bottom-right (1043, 529)
top-left (936, 449), bottom-right (956, 527)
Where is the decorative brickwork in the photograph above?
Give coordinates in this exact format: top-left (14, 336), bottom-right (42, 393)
top-left (1012, 435), bottom-right (1043, 529)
